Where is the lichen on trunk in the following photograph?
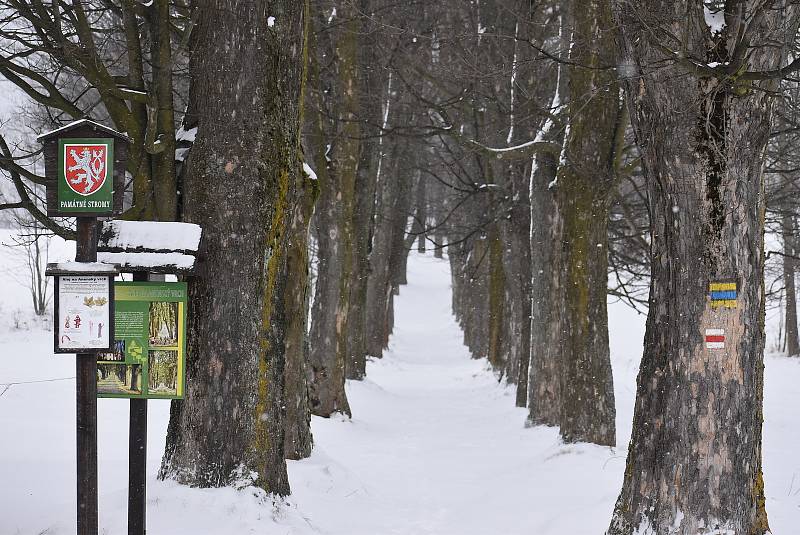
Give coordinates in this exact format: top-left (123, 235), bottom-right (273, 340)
top-left (159, 0), bottom-right (306, 496)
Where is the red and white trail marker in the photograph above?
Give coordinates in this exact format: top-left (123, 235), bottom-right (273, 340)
top-left (705, 328), bottom-right (725, 349)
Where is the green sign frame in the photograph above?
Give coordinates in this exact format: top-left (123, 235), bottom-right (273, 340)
top-left (58, 137), bottom-right (114, 214)
top-left (97, 281), bottom-right (187, 400)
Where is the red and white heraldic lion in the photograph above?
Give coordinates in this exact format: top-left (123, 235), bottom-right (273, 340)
top-left (64, 143), bottom-right (109, 195)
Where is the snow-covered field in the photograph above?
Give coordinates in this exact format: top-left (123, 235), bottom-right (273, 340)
top-left (1, 230), bottom-right (799, 534)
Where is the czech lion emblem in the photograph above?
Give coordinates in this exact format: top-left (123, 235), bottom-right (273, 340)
top-left (64, 143), bottom-right (108, 195)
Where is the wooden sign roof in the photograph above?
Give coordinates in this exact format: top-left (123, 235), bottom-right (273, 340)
top-left (36, 119), bottom-right (130, 142)
top-left (97, 220), bottom-right (202, 274)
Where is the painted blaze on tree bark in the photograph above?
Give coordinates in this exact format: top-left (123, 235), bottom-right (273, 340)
top-left (609, 1), bottom-right (800, 533)
top-left (159, 0), bottom-right (306, 495)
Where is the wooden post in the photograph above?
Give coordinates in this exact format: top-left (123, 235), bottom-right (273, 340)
top-left (128, 271), bottom-right (149, 535)
top-left (76, 217), bottom-right (99, 535)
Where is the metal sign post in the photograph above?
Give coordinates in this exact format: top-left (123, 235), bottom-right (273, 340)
top-left (128, 270), bottom-right (148, 535)
top-left (128, 395), bottom-right (147, 535)
top-left (76, 217), bottom-right (99, 535)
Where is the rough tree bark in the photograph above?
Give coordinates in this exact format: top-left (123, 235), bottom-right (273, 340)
top-left (160, 0), bottom-right (306, 495)
top-left (283, 5), bottom-right (315, 460)
top-left (307, 148), bottom-right (350, 416)
top-left (366, 136), bottom-right (415, 355)
top-left (528, 10), bottom-right (569, 428)
top-left (608, 1), bottom-right (800, 532)
top-left (461, 231), bottom-right (491, 360)
top-left (390, 169), bottom-right (415, 291)
top-left (503, 1), bottom-right (537, 407)
top-left (412, 172), bottom-right (428, 253)
top-left (528, 145), bottom-right (564, 426)
top-left (487, 223), bottom-right (505, 370)
top-left (555, 0), bottom-right (618, 446)
top-left (326, 1), bottom-right (360, 412)
top-left (147, 0), bottom-right (178, 222)
top-left (782, 213), bottom-right (799, 357)
top-left (344, 136), bottom-right (376, 379)
top-left (365, 141), bottom-right (404, 358)
top-left (283, 166), bottom-right (316, 459)
top-left (283, 26), bottom-right (318, 461)
top-left (506, 156), bottom-right (532, 407)
top-left (307, 0), bottom-right (361, 417)
top-left (345, 0), bottom-right (381, 380)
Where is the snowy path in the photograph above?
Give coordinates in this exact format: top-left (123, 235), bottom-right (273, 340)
top-left (289, 254), bottom-right (629, 535)
top-left (2, 250), bottom-right (800, 534)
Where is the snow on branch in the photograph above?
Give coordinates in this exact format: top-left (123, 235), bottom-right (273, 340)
top-left (428, 108), bottom-right (559, 160)
top-left (303, 162), bottom-right (318, 181)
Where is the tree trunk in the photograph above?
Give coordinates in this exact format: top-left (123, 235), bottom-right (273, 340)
top-left (365, 143), bottom-right (402, 358)
top-left (528, 11), bottom-right (568, 427)
top-left (366, 140), bottom-right (412, 355)
top-left (608, 2), bottom-right (799, 532)
top-left (782, 213), bottom-right (799, 357)
top-left (160, 0), bottom-right (306, 496)
top-left (307, 0), bottom-right (360, 417)
top-left (506, 160), bottom-right (532, 406)
top-left (345, 0), bottom-right (381, 380)
top-left (487, 223), bottom-right (505, 370)
top-left (307, 160), bottom-right (350, 415)
top-left (555, 0), bottom-right (618, 447)
top-left (344, 137), bottom-right (375, 379)
top-left (390, 173), bottom-right (414, 291)
top-left (528, 144), bottom-right (564, 427)
top-left (148, 0), bottom-right (178, 222)
top-left (503, 1), bottom-right (536, 406)
top-left (462, 233), bottom-right (491, 359)
top-left (283, 157), bottom-right (317, 459)
top-left (413, 172), bottom-right (428, 253)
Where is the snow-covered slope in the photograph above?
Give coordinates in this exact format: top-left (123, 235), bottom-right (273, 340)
top-left (1, 247), bottom-right (799, 534)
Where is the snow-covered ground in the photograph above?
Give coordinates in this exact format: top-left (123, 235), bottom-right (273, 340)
top-left (1, 233), bottom-right (800, 534)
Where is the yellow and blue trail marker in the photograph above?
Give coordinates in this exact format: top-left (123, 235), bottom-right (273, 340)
top-left (709, 281), bottom-right (737, 308)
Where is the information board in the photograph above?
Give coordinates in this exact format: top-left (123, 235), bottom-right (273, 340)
top-left (56, 275), bottom-right (113, 352)
top-left (97, 282), bottom-right (187, 399)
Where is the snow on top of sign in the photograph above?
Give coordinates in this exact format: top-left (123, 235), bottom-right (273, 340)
top-left (102, 220), bottom-right (202, 252)
top-left (36, 119), bottom-right (128, 142)
top-left (50, 262), bottom-right (119, 273)
top-left (98, 251), bottom-right (196, 270)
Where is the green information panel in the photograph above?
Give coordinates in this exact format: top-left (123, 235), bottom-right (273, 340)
top-left (58, 137), bottom-right (114, 214)
top-left (97, 282), bottom-right (187, 399)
